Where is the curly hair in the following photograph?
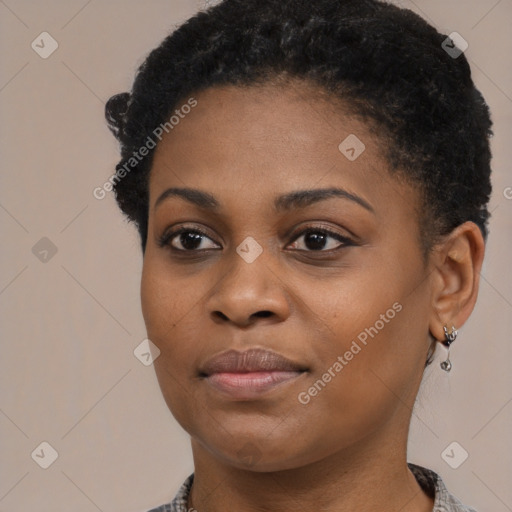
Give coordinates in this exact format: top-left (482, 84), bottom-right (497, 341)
top-left (105, 0), bottom-right (493, 255)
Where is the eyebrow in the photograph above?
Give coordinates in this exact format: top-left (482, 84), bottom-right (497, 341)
top-left (154, 186), bottom-right (375, 214)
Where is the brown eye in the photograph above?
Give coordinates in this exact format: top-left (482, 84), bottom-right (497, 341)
top-left (287, 228), bottom-right (353, 252)
top-left (158, 227), bottom-right (220, 252)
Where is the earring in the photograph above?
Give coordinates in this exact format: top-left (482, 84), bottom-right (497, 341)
top-left (440, 325), bottom-right (457, 372)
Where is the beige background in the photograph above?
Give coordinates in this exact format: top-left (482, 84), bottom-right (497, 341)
top-left (1, 0), bottom-right (511, 511)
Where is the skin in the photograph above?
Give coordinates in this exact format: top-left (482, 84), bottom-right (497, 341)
top-left (140, 80), bottom-right (485, 512)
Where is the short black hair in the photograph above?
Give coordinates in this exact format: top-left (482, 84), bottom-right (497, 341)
top-left (105, 0), bottom-right (493, 255)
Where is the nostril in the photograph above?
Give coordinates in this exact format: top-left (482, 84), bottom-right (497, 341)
top-left (255, 311), bottom-right (272, 318)
top-left (212, 310), bottom-right (273, 322)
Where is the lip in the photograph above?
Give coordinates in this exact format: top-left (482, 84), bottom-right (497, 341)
top-left (200, 348), bottom-right (308, 399)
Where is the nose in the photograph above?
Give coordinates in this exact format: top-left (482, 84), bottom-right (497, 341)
top-left (206, 248), bottom-right (291, 327)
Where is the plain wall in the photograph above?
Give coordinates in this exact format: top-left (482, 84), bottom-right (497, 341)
top-left (1, 1), bottom-right (511, 511)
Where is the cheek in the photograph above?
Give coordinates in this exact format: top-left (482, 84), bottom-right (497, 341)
top-left (141, 254), bottom-right (192, 333)
top-left (140, 255), bottom-right (203, 364)
top-left (298, 258), bottom-right (430, 425)
top-left (141, 260), bottom-right (170, 341)
top-left (140, 256), bottom-right (204, 430)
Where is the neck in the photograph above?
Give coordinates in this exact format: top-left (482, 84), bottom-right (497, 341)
top-left (188, 427), bottom-right (434, 512)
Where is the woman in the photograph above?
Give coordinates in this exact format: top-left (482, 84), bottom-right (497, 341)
top-left (105, 0), bottom-right (492, 510)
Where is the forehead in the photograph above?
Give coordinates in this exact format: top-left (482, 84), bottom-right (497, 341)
top-left (149, 82), bottom-right (417, 221)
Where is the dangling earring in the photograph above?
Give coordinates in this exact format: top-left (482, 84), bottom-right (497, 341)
top-left (440, 325), bottom-right (457, 372)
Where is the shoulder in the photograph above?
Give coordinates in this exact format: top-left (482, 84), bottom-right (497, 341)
top-left (144, 474), bottom-right (194, 512)
top-left (408, 462), bottom-right (478, 512)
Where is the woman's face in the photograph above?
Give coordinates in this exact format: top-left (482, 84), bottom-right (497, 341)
top-left (141, 81), bottom-right (435, 471)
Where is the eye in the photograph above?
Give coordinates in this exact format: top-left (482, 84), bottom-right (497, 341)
top-left (287, 226), bottom-right (353, 252)
top-left (158, 226), bottom-right (220, 252)
top-left (158, 224), bottom-right (354, 254)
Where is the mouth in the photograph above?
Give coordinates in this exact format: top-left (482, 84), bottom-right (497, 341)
top-left (199, 348), bottom-right (308, 400)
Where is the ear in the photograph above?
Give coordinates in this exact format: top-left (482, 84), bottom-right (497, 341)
top-left (428, 221), bottom-right (486, 342)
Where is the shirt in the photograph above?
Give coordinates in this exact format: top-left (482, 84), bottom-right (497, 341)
top-left (146, 463), bottom-right (477, 512)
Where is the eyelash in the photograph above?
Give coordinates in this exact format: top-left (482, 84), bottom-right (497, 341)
top-left (157, 225), bottom-right (354, 254)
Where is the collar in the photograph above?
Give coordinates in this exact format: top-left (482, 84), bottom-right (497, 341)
top-left (149, 463), bottom-right (477, 512)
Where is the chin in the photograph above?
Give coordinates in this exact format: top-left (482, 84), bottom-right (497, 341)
top-left (194, 430), bottom-right (326, 473)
